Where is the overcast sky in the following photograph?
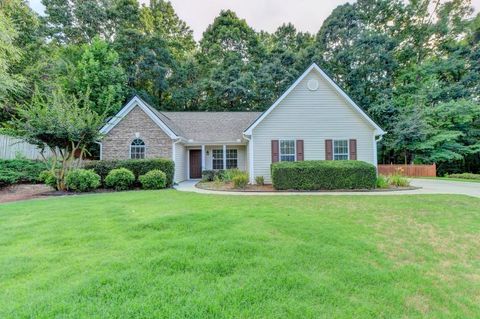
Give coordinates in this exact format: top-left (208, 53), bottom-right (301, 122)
top-left (28, 0), bottom-right (480, 40)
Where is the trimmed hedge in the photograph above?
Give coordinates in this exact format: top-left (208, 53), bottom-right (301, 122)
top-left (0, 159), bottom-right (47, 187)
top-left (84, 159), bottom-right (175, 187)
top-left (271, 160), bottom-right (377, 190)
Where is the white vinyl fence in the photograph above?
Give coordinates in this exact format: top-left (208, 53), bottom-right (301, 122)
top-left (0, 134), bottom-right (53, 160)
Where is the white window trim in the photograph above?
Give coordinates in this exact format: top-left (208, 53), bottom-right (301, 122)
top-left (279, 140), bottom-right (296, 162)
top-left (211, 147), bottom-right (239, 169)
top-left (212, 148), bottom-right (224, 170)
top-left (333, 139), bottom-right (349, 160)
top-left (129, 138), bottom-right (146, 159)
top-left (226, 148), bottom-right (238, 169)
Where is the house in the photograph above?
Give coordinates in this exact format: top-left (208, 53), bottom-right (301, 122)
top-left (99, 63), bottom-right (386, 184)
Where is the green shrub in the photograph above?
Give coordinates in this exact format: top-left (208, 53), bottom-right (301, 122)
top-left (271, 160), bottom-right (376, 190)
top-left (447, 173), bottom-right (480, 180)
top-left (222, 169), bottom-right (243, 182)
top-left (387, 174), bottom-right (410, 187)
top-left (376, 175), bottom-right (389, 189)
top-left (0, 170), bottom-right (22, 187)
top-left (233, 173), bottom-right (249, 189)
top-left (84, 159), bottom-right (174, 187)
top-left (38, 170), bottom-right (57, 188)
top-left (202, 170), bottom-right (216, 181)
top-left (255, 176), bottom-right (265, 186)
top-left (105, 168), bottom-right (135, 191)
top-left (65, 169), bottom-right (101, 192)
top-left (0, 159), bottom-right (47, 187)
top-left (139, 170), bottom-right (167, 190)
top-left (201, 169), bottom-right (225, 182)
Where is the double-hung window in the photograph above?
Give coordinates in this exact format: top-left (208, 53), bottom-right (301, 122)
top-left (212, 149), bottom-right (223, 169)
top-left (212, 148), bottom-right (238, 169)
top-left (280, 140), bottom-right (296, 162)
top-left (226, 149), bottom-right (238, 169)
top-left (333, 140), bottom-right (349, 160)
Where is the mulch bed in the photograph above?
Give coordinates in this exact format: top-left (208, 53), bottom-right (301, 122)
top-left (0, 184), bottom-right (53, 204)
top-left (0, 184), bottom-right (118, 204)
top-left (196, 181), bottom-right (419, 193)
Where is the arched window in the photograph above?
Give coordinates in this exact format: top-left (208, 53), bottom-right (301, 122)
top-left (130, 139), bottom-right (145, 159)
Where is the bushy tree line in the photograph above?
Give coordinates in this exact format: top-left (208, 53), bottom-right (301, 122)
top-left (1, 0), bottom-right (479, 173)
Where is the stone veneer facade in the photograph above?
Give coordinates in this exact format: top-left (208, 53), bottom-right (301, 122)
top-left (101, 106), bottom-right (172, 160)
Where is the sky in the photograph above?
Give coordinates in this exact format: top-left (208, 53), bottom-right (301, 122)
top-left (28, 0), bottom-right (480, 40)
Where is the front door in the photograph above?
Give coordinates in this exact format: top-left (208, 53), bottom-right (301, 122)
top-left (189, 150), bottom-right (202, 179)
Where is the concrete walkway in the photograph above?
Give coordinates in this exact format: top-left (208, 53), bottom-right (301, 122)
top-left (175, 179), bottom-right (480, 198)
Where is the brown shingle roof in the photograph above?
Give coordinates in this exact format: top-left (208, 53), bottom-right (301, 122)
top-left (161, 112), bottom-right (261, 142)
top-left (137, 96), bottom-right (261, 142)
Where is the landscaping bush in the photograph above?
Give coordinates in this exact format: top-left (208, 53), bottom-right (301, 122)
top-left (84, 159), bottom-right (174, 187)
top-left (202, 170), bottom-right (216, 181)
top-left (222, 169), bottom-right (243, 182)
top-left (0, 170), bottom-right (22, 187)
top-left (0, 159), bottom-right (47, 187)
top-left (201, 169), bottom-right (225, 182)
top-left (271, 160), bottom-right (376, 190)
top-left (376, 175), bottom-right (389, 189)
top-left (38, 170), bottom-right (58, 189)
top-left (139, 170), bottom-right (167, 190)
top-left (65, 169), bottom-right (101, 192)
top-left (105, 168), bottom-right (135, 191)
top-left (447, 173), bottom-right (480, 180)
top-left (387, 174), bottom-right (410, 187)
top-left (255, 176), bottom-right (265, 185)
top-left (233, 173), bottom-right (249, 189)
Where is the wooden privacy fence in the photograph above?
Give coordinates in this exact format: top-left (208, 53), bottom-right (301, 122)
top-left (0, 134), bottom-right (53, 160)
top-left (378, 164), bottom-right (436, 177)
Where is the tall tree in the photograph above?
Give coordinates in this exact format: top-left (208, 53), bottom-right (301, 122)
top-left (42, 0), bottom-right (114, 44)
top-left (198, 10), bottom-right (264, 110)
top-left (0, 9), bottom-right (24, 121)
top-left (60, 37), bottom-right (127, 116)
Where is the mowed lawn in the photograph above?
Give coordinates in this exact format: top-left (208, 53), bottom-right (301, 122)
top-left (1, 191), bottom-right (479, 318)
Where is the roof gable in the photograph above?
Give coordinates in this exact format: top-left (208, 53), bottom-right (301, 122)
top-left (243, 63), bottom-right (385, 135)
top-left (99, 96), bottom-right (178, 139)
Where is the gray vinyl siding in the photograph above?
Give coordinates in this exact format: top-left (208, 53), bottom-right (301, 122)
top-left (252, 69), bottom-right (376, 183)
top-left (174, 143), bottom-right (187, 182)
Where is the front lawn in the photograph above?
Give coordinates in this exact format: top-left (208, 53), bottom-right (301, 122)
top-left (1, 192), bottom-right (479, 318)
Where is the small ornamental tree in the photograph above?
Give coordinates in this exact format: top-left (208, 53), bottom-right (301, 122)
top-left (14, 88), bottom-right (105, 190)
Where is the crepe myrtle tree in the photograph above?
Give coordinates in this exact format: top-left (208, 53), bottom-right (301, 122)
top-left (15, 88), bottom-right (105, 191)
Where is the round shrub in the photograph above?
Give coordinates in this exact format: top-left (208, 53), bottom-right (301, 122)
top-left (139, 170), bottom-right (167, 190)
top-left (105, 168), bottom-right (135, 191)
top-left (38, 170), bottom-right (58, 189)
top-left (65, 169), bottom-right (100, 192)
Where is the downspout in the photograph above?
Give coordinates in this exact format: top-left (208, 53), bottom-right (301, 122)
top-left (243, 134), bottom-right (254, 184)
top-left (172, 138), bottom-right (182, 184)
top-left (374, 134), bottom-right (384, 176)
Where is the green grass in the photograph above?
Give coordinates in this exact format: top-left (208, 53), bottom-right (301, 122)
top-left (1, 191), bottom-right (479, 318)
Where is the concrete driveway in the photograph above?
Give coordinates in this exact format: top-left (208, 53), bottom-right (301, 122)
top-left (409, 178), bottom-right (480, 197)
top-left (176, 179), bottom-right (480, 198)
